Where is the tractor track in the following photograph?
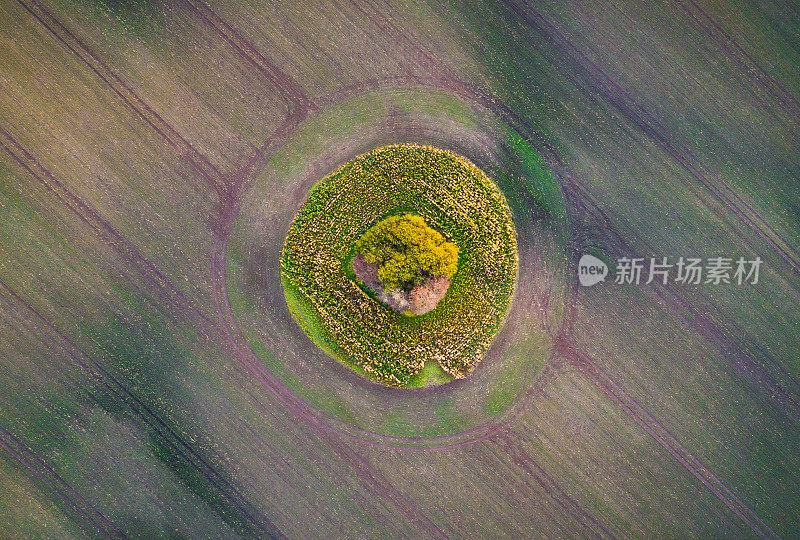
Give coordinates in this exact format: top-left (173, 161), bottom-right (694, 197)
top-left (0, 426), bottom-right (127, 538)
top-left (4, 58), bottom-right (782, 536)
top-left (210, 232), bottom-right (448, 538)
top-left (557, 154), bottom-right (787, 539)
top-left (17, 0), bottom-right (227, 197)
top-left (290, 70), bottom-right (787, 537)
top-left (559, 160), bottom-right (800, 420)
top-left (558, 337), bottom-right (779, 540)
top-left (0, 278), bottom-right (286, 540)
top-left (0, 123), bottom-right (226, 347)
top-left (557, 167), bottom-right (782, 538)
top-left (3, 1), bottom-right (793, 537)
top-left (494, 429), bottom-right (616, 539)
top-left (178, 0), bottom-right (316, 119)
top-left (315, 72), bottom-right (800, 428)
top-left (503, 0), bottom-right (800, 276)
top-left (1, 118), bottom-right (433, 536)
top-left (672, 0), bottom-right (800, 122)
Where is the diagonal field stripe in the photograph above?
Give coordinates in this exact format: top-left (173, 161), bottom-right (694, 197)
top-left (558, 339), bottom-right (780, 539)
top-left (17, 0), bottom-right (227, 197)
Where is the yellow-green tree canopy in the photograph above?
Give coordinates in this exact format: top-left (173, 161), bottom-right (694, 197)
top-left (356, 214), bottom-right (459, 291)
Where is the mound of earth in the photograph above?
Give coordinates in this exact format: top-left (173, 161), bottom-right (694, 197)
top-left (352, 253), bottom-right (451, 315)
top-left (281, 143), bottom-right (518, 387)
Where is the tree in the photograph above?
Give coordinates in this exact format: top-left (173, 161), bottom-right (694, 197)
top-left (356, 214), bottom-right (459, 291)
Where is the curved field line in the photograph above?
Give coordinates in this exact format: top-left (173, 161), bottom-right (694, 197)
top-left (1, 77), bottom-right (444, 536)
top-left (0, 426), bottom-right (127, 538)
top-left (347, 0), bottom-right (452, 79)
top-left (558, 338), bottom-right (780, 540)
top-left (17, 0), bottom-right (227, 197)
top-left (211, 72), bottom-right (572, 451)
top-left (86, 0), bottom-right (800, 531)
top-left (207, 73), bottom-right (612, 448)
top-left (228, 106), bottom-right (310, 202)
top-left (210, 233), bottom-right (448, 539)
top-left (289, 74), bottom-right (788, 537)
top-left (0, 279), bottom-right (286, 540)
top-left (6, 4), bottom-right (492, 534)
top-left (317, 73), bottom-right (800, 417)
top-left (503, 0), bottom-right (800, 276)
top-left (179, 0), bottom-right (317, 199)
top-left (207, 67), bottom-right (583, 535)
top-left (672, 0), bottom-right (800, 121)
top-left (7, 0), bottom-right (787, 533)
top-left (194, 0), bottom-right (544, 450)
top-left (560, 163), bottom-right (800, 405)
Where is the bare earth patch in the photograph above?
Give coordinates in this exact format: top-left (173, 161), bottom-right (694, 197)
top-left (352, 253), bottom-right (450, 315)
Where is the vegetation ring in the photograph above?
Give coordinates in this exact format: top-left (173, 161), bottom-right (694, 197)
top-left (281, 143), bottom-right (519, 388)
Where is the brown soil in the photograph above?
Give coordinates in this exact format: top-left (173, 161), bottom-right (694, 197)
top-left (351, 253), bottom-right (450, 315)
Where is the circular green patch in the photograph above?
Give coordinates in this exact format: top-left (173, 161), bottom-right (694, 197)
top-left (281, 143), bottom-right (518, 388)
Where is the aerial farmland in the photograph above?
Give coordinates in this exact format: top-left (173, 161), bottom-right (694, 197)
top-left (0, 0), bottom-right (798, 538)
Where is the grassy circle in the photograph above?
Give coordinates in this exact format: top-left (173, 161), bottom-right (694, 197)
top-left (281, 143), bottom-right (518, 387)
top-left (227, 87), bottom-right (567, 438)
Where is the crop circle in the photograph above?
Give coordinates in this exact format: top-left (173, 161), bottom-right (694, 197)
top-left (281, 143), bottom-right (518, 387)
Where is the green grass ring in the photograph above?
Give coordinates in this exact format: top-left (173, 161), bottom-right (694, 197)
top-left (281, 143), bottom-right (518, 387)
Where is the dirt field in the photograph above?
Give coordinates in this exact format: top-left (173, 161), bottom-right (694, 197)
top-left (0, 0), bottom-right (798, 537)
